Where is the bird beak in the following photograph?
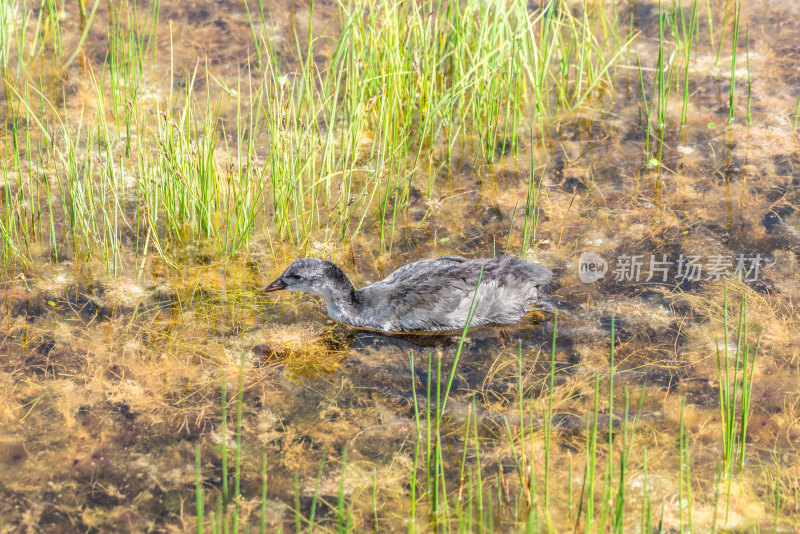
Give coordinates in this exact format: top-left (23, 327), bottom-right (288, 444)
top-left (263, 278), bottom-right (287, 293)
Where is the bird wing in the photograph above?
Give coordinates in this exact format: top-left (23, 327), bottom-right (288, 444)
top-left (356, 257), bottom-right (552, 332)
top-left (377, 256), bottom-right (467, 286)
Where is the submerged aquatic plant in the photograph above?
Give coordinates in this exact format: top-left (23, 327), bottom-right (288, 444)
top-left (185, 302), bottom-right (672, 532)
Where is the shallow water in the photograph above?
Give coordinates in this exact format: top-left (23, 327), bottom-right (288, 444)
top-left (2, 0), bottom-right (800, 531)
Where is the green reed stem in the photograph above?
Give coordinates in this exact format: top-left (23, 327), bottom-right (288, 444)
top-left (715, 0), bottom-right (733, 65)
top-left (307, 449), bottom-right (327, 534)
top-left (473, 396), bottom-right (483, 533)
top-left (680, 0), bottom-right (698, 134)
top-left (220, 372), bottom-right (228, 510)
top-left (728, 2), bottom-right (740, 123)
top-left (196, 445), bottom-right (204, 534)
top-left (794, 93), bottom-right (800, 131)
top-left (372, 467), bottom-right (378, 530)
top-left (232, 354), bottom-right (245, 533)
top-left (544, 310), bottom-right (558, 510)
top-left (261, 454), bottom-right (267, 534)
top-left (439, 266), bottom-right (483, 417)
top-left (337, 448), bottom-right (347, 534)
top-left (745, 26), bottom-right (751, 124)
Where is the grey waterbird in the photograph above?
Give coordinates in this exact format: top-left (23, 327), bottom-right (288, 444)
top-left (265, 256), bottom-right (553, 333)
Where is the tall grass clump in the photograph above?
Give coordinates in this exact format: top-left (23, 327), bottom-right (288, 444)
top-left (520, 150), bottom-right (543, 259)
top-left (637, 1), bottom-right (677, 168)
top-left (0, 0), bottom-right (632, 272)
top-left (244, 0), bottom-right (632, 249)
top-left (716, 285), bottom-right (759, 478)
top-left (0, 1), bottom-right (18, 70)
top-left (404, 311), bottom-right (653, 532)
top-left (195, 355), bottom-right (252, 533)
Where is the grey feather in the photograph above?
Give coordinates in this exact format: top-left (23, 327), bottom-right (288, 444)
top-left (267, 256), bottom-right (553, 333)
